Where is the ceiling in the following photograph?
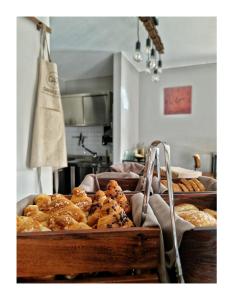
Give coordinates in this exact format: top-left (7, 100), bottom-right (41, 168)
top-left (50, 17), bottom-right (216, 81)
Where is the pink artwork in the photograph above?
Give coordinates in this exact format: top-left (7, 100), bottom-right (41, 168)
top-left (164, 86), bottom-right (192, 115)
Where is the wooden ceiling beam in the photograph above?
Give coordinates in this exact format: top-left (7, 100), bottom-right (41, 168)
top-left (139, 17), bottom-right (164, 54)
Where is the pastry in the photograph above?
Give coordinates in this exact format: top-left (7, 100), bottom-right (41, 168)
top-left (180, 179), bottom-right (194, 192)
top-left (178, 183), bottom-right (189, 192)
top-left (49, 215), bottom-right (91, 231)
top-left (191, 178), bottom-right (206, 191)
top-left (175, 203), bottom-right (199, 213)
top-left (34, 194), bottom-right (51, 211)
top-left (93, 190), bottom-right (107, 205)
top-left (71, 187), bottom-right (92, 213)
top-left (203, 208), bottom-right (217, 219)
top-left (49, 197), bottom-right (87, 223)
top-left (87, 203), bottom-right (102, 226)
top-left (177, 210), bottom-right (217, 227)
top-left (115, 192), bottom-right (131, 214)
top-left (17, 216), bottom-right (50, 232)
top-left (105, 180), bottom-right (122, 198)
top-left (23, 205), bottom-right (49, 226)
top-left (188, 180), bottom-right (201, 192)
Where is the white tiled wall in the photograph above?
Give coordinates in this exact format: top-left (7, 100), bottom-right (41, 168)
top-left (65, 126), bottom-right (112, 157)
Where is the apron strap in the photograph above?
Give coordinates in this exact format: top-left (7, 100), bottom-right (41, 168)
top-left (37, 167), bottom-right (43, 193)
top-left (40, 25), bottom-right (51, 62)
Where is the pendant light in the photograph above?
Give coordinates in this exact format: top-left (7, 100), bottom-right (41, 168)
top-left (149, 48), bottom-right (156, 69)
top-left (145, 36), bottom-right (151, 54)
top-left (133, 19), bottom-right (143, 62)
top-left (157, 54), bottom-right (163, 73)
top-left (145, 52), bottom-right (151, 73)
top-left (152, 68), bottom-right (160, 82)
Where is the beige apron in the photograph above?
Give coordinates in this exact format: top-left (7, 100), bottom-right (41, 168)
top-left (30, 26), bottom-right (67, 191)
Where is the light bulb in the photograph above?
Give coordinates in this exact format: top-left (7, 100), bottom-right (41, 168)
top-left (157, 59), bottom-right (163, 73)
top-left (145, 60), bottom-right (151, 73)
top-left (149, 48), bottom-right (156, 69)
top-left (133, 41), bottom-right (143, 62)
top-left (145, 37), bottom-right (151, 54)
top-left (152, 68), bottom-right (160, 82)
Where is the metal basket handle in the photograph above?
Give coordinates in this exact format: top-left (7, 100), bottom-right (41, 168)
top-left (142, 140), bottom-right (185, 283)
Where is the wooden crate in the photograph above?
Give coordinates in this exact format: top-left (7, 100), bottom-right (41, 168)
top-left (17, 192), bottom-right (216, 283)
top-left (162, 192), bottom-right (217, 283)
top-left (97, 177), bottom-right (216, 193)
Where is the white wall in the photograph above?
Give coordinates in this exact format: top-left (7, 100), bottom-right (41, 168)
top-left (17, 17), bottom-right (53, 200)
top-left (139, 63), bottom-right (216, 172)
top-left (113, 53), bottom-right (139, 163)
top-left (60, 76), bottom-right (113, 95)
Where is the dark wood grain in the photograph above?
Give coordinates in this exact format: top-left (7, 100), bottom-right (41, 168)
top-left (98, 178), bottom-right (139, 191)
top-left (179, 228), bottom-right (216, 283)
top-left (18, 272), bottom-right (160, 283)
top-left (161, 192), bottom-right (217, 210)
top-left (17, 227), bottom-right (160, 277)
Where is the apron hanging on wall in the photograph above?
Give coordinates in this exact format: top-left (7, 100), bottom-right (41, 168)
top-left (30, 26), bottom-right (67, 192)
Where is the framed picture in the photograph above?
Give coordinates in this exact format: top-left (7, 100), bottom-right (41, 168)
top-left (164, 86), bottom-right (192, 115)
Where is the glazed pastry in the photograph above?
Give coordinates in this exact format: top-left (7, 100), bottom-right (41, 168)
top-left (178, 183), bottom-right (189, 192)
top-left (49, 198), bottom-right (87, 223)
top-left (97, 214), bottom-right (120, 229)
top-left (97, 211), bottom-right (134, 229)
top-left (105, 180), bottom-right (122, 198)
top-left (71, 187), bottom-right (92, 213)
top-left (49, 215), bottom-right (91, 231)
top-left (180, 179), bottom-right (194, 192)
top-left (87, 203), bottom-right (102, 226)
top-left (114, 193), bottom-right (131, 214)
top-left (23, 205), bottom-right (49, 226)
top-left (192, 178), bottom-right (206, 191)
top-left (93, 190), bottom-right (107, 205)
top-left (34, 194), bottom-right (51, 211)
top-left (203, 208), bottom-right (217, 219)
top-left (188, 180), bottom-right (201, 192)
top-left (175, 203), bottom-right (199, 213)
top-left (17, 216), bottom-right (50, 232)
top-left (177, 210), bottom-right (217, 227)
top-left (99, 198), bottom-right (124, 218)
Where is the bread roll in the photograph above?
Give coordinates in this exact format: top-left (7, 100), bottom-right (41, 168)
top-left (175, 203), bottom-right (199, 213)
top-left (180, 179), bottom-right (194, 192)
top-left (188, 180), bottom-right (201, 192)
top-left (172, 183), bottom-right (182, 192)
top-left (177, 210), bottom-right (217, 227)
top-left (178, 183), bottom-right (189, 192)
top-left (192, 178), bottom-right (206, 191)
top-left (203, 208), bottom-right (217, 219)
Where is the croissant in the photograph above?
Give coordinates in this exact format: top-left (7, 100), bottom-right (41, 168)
top-left (17, 216), bottom-right (50, 232)
top-left (93, 190), bottom-right (107, 205)
top-left (34, 194), bottom-right (52, 211)
top-left (105, 180), bottom-right (122, 198)
top-left (49, 198), bottom-right (87, 223)
top-left (115, 192), bottom-right (131, 214)
top-left (71, 187), bottom-right (92, 213)
top-left (23, 205), bottom-right (49, 226)
top-left (49, 215), bottom-right (91, 231)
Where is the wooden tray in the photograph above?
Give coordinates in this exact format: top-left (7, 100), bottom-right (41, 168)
top-left (97, 177), bottom-right (216, 193)
top-left (17, 192), bottom-right (216, 283)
